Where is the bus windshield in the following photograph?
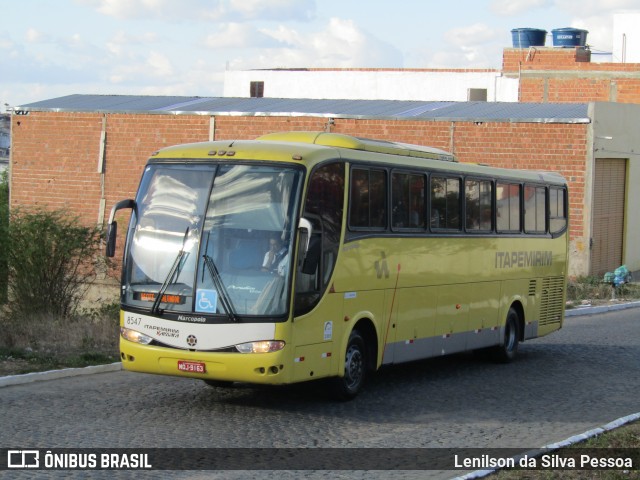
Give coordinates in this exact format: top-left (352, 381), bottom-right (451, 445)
top-left (123, 163), bottom-right (303, 318)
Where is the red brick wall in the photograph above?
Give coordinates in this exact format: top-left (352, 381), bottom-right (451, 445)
top-left (502, 47), bottom-right (640, 104)
top-left (212, 116), bottom-right (327, 141)
top-left (502, 47), bottom-right (592, 72)
top-left (102, 114), bottom-right (210, 215)
top-left (11, 112), bottom-right (104, 220)
top-left (11, 112), bottom-right (213, 226)
top-left (11, 113), bottom-right (588, 250)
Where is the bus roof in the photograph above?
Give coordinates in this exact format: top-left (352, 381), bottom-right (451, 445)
top-left (150, 132), bottom-right (567, 186)
top-left (257, 131), bottom-right (456, 162)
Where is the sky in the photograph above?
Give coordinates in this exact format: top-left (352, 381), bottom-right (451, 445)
top-left (2, 0), bottom-right (640, 111)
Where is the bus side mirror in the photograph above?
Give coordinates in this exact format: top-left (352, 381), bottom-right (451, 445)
top-left (106, 222), bottom-right (118, 257)
top-left (298, 218), bottom-right (320, 275)
top-left (302, 235), bottom-right (321, 275)
top-left (298, 217), bottom-right (312, 256)
top-left (105, 199), bottom-right (136, 258)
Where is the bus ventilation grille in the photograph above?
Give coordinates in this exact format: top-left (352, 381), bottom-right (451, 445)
top-left (528, 279), bottom-right (537, 296)
top-left (540, 276), bottom-right (564, 325)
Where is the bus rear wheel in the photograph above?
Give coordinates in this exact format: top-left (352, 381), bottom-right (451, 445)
top-left (331, 330), bottom-right (367, 400)
top-left (492, 307), bottom-right (520, 363)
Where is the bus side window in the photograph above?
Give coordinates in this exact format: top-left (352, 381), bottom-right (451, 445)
top-left (295, 162), bottom-right (345, 316)
top-left (349, 167), bottom-right (387, 230)
top-left (524, 185), bottom-right (546, 234)
top-left (465, 178), bottom-right (492, 231)
top-left (496, 182), bottom-right (521, 233)
top-left (430, 176), bottom-right (461, 230)
top-left (549, 186), bottom-right (567, 234)
top-left (392, 171), bottom-right (425, 230)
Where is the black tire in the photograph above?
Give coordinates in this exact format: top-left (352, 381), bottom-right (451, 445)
top-left (330, 330), bottom-right (367, 400)
top-left (492, 307), bottom-right (520, 363)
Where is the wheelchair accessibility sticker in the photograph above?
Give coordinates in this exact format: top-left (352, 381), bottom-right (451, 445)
top-left (196, 289), bottom-right (218, 313)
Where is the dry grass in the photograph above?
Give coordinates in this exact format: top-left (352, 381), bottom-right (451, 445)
top-left (566, 277), bottom-right (640, 309)
top-left (0, 303), bottom-right (119, 375)
top-left (488, 421), bottom-right (640, 479)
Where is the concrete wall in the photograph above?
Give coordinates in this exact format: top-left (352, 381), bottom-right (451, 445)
top-left (223, 69), bottom-right (519, 102)
top-left (502, 47), bottom-right (640, 104)
top-left (591, 102), bottom-right (640, 273)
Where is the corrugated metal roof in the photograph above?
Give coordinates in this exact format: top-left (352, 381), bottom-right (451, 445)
top-left (16, 94), bottom-right (590, 123)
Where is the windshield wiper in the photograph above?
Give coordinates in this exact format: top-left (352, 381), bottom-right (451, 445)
top-left (202, 253), bottom-right (239, 322)
top-left (151, 228), bottom-right (190, 315)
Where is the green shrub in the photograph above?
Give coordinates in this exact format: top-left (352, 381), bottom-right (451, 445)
top-left (567, 275), bottom-right (640, 305)
top-left (5, 208), bottom-right (103, 318)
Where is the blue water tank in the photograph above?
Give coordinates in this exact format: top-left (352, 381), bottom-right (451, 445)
top-left (511, 28), bottom-right (547, 48)
top-left (552, 28), bottom-right (588, 47)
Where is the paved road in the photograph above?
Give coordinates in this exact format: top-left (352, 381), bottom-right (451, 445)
top-left (1, 308), bottom-right (639, 479)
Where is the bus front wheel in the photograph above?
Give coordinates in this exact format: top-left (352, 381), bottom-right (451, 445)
top-left (492, 307), bottom-right (520, 363)
top-left (331, 330), bottom-right (367, 400)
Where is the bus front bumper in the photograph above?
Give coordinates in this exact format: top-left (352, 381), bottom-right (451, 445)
top-left (120, 339), bottom-right (291, 385)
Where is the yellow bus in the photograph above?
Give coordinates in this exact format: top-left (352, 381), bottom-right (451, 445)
top-left (106, 131), bottom-right (568, 399)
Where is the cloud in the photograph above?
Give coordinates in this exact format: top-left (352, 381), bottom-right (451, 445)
top-left (203, 23), bottom-right (284, 49)
top-left (106, 31), bottom-right (159, 56)
top-left (216, 16), bottom-right (403, 70)
top-left (553, 0), bottom-right (640, 16)
top-left (552, 0), bottom-right (640, 51)
top-left (103, 54), bottom-right (225, 97)
top-left (0, 28), bottom-right (100, 88)
top-left (444, 23), bottom-right (499, 47)
top-left (0, 48), bottom-right (100, 85)
top-left (109, 50), bottom-right (175, 84)
top-left (146, 51), bottom-right (174, 77)
top-left (25, 28), bottom-right (47, 43)
top-left (136, 58), bottom-right (225, 97)
top-left (420, 23), bottom-right (503, 69)
top-left (568, 16), bottom-right (613, 51)
top-left (75, 0), bottom-right (218, 20)
top-left (22, 26), bottom-right (92, 54)
top-left (76, 0), bottom-right (315, 22)
top-left (0, 32), bottom-right (15, 51)
top-left (427, 44), bottom-right (503, 69)
top-left (109, 31), bottom-right (159, 45)
top-left (491, 0), bottom-right (550, 16)
top-left (227, 0), bottom-right (315, 21)
top-left (233, 17), bottom-right (402, 69)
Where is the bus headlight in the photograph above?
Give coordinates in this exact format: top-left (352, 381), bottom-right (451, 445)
top-left (235, 340), bottom-right (285, 354)
top-left (120, 327), bottom-right (153, 345)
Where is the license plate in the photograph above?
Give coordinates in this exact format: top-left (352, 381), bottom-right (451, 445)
top-left (177, 360), bottom-right (206, 374)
